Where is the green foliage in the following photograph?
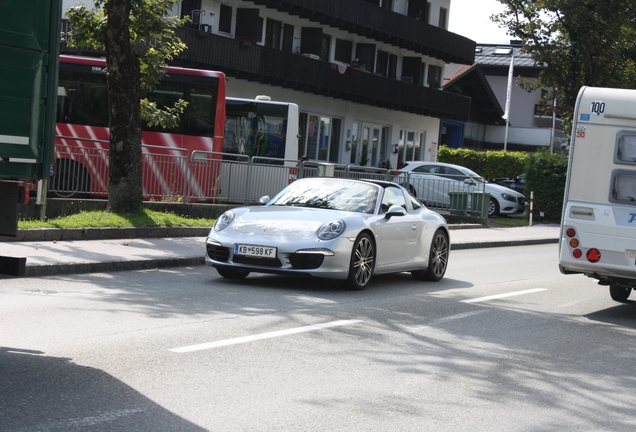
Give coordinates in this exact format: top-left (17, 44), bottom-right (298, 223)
top-left (18, 209), bottom-right (214, 229)
top-left (524, 149), bottom-right (568, 221)
top-left (493, 0), bottom-right (636, 136)
top-left (64, 0), bottom-right (188, 129)
top-left (437, 145), bottom-right (528, 179)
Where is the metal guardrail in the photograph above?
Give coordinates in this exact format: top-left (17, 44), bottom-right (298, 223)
top-left (45, 137), bottom-right (489, 216)
top-left (394, 171), bottom-right (488, 215)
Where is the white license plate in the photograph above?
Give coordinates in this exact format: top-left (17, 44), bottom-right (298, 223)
top-left (234, 244), bottom-right (277, 259)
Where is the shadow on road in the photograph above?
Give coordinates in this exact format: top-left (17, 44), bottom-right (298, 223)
top-left (0, 346), bottom-right (206, 432)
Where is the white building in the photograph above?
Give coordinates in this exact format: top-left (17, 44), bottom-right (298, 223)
top-left (62, 0), bottom-right (475, 168)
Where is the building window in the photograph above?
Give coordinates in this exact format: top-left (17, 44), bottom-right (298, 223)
top-left (218, 4), bottom-right (232, 33)
top-left (388, 54), bottom-right (398, 79)
top-left (334, 39), bottom-right (352, 63)
top-left (300, 27), bottom-right (323, 58)
top-left (265, 19), bottom-right (282, 49)
top-left (380, 0), bottom-right (393, 10)
top-left (375, 50), bottom-right (389, 76)
top-left (439, 7), bottom-right (447, 29)
top-left (398, 130), bottom-right (425, 165)
top-left (420, 62), bottom-right (427, 87)
top-left (282, 24), bottom-right (294, 52)
top-left (428, 65), bottom-right (442, 88)
top-left (235, 8), bottom-right (261, 44)
top-left (258, 17), bottom-right (264, 43)
top-left (355, 43), bottom-right (376, 72)
top-left (321, 34), bottom-right (331, 62)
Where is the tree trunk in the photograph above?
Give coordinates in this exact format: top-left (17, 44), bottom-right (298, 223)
top-left (104, 0), bottom-right (143, 213)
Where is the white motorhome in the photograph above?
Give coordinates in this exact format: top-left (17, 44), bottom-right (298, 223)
top-left (559, 86), bottom-right (636, 302)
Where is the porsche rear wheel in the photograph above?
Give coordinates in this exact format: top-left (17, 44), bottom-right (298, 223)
top-left (217, 268), bottom-right (250, 280)
top-left (346, 233), bottom-right (375, 290)
top-left (412, 229), bottom-right (448, 282)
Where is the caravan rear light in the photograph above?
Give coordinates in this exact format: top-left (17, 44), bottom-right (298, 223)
top-left (586, 248), bottom-right (601, 263)
top-left (569, 238), bottom-right (579, 248)
top-left (566, 228), bottom-right (576, 237)
top-left (573, 249), bottom-right (582, 259)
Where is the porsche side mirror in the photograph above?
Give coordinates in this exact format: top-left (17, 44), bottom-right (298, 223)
top-left (259, 195), bottom-right (270, 205)
top-left (385, 205), bottom-right (406, 219)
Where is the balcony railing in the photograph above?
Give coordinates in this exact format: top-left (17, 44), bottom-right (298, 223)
top-left (248, 0), bottom-right (475, 64)
top-left (174, 29), bottom-right (470, 121)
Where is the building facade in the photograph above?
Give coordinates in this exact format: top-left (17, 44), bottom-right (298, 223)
top-left (442, 42), bottom-right (564, 152)
top-left (61, 0), bottom-right (475, 168)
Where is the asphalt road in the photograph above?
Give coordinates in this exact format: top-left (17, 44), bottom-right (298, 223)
top-left (2, 243), bottom-right (636, 431)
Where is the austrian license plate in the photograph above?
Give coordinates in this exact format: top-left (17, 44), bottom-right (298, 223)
top-left (234, 244), bottom-right (277, 259)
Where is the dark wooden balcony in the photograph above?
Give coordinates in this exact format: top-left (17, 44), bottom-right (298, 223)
top-left (247, 0), bottom-right (475, 64)
top-left (174, 29), bottom-right (470, 121)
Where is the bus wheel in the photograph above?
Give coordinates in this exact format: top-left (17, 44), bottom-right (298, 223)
top-left (50, 162), bottom-right (91, 198)
top-left (609, 285), bottom-right (631, 302)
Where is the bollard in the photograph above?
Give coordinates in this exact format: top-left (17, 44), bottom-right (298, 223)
top-left (529, 191), bottom-right (534, 226)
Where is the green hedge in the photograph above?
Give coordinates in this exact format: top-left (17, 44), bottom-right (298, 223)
top-left (524, 149), bottom-right (568, 222)
top-left (437, 145), bottom-right (527, 180)
top-left (437, 146), bottom-right (568, 221)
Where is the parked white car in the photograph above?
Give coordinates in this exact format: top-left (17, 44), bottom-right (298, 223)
top-left (396, 161), bottom-right (526, 216)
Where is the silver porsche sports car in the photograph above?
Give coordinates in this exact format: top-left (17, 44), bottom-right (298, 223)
top-left (205, 177), bottom-right (450, 289)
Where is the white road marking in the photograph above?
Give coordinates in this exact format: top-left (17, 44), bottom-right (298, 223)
top-left (405, 310), bottom-right (487, 332)
top-left (432, 310), bottom-right (487, 323)
top-left (461, 288), bottom-right (547, 304)
top-left (170, 319), bottom-right (363, 353)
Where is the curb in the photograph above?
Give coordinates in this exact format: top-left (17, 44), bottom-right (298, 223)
top-left (23, 257), bottom-right (206, 278)
top-left (0, 227), bottom-right (211, 243)
top-left (451, 237), bottom-right (559, 250)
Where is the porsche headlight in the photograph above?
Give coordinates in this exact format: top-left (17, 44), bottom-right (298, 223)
top-left (317, 219), bottom-right (346, 240)
top-left (214, 211), bottom-right (235, 232)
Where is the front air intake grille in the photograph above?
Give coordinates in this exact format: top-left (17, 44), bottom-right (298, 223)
top-left (289, 253), bottom-right (325, 269)
top-left (233, 256), bottom-right (282, 267)
top-left (207, 244), bottom-right (230, 262)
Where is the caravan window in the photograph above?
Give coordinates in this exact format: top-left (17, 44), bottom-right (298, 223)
top-left (615, 132), bottom-right (636, 165)
top-left (609, 169), bottom-right (636, 204)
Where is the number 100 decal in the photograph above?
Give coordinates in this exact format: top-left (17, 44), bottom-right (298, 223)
top-left (590, 101), bottom-right (606, 116)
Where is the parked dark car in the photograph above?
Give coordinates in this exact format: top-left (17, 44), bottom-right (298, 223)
top-left (489, 174), bottom-right (525, 194)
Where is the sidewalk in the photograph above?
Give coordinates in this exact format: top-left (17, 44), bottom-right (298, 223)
top-left (0, 225), bottom-right (560, 278)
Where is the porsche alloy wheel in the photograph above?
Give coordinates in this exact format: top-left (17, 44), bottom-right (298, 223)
top-left (346, 233), bottom-right (375, 290)
top-left (412, 229), bottom-right (449, 282)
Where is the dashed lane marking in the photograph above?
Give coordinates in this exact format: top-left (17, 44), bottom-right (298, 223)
top-left (170, 319), bottom-right (363, 353)
top-left (461, 288), bottom-right (547, 304)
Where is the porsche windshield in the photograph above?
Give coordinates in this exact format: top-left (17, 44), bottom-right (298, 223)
top-left (269, 178), bottom-right (379, 213)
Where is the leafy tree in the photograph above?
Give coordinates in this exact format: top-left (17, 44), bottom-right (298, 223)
top-left (65, 0), bottom-right (187, 213)
top-left (493, 0), bottom-right (636, 136)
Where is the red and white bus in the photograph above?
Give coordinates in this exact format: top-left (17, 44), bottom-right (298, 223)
top-left (51, 54), bottom-right (226, 201)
